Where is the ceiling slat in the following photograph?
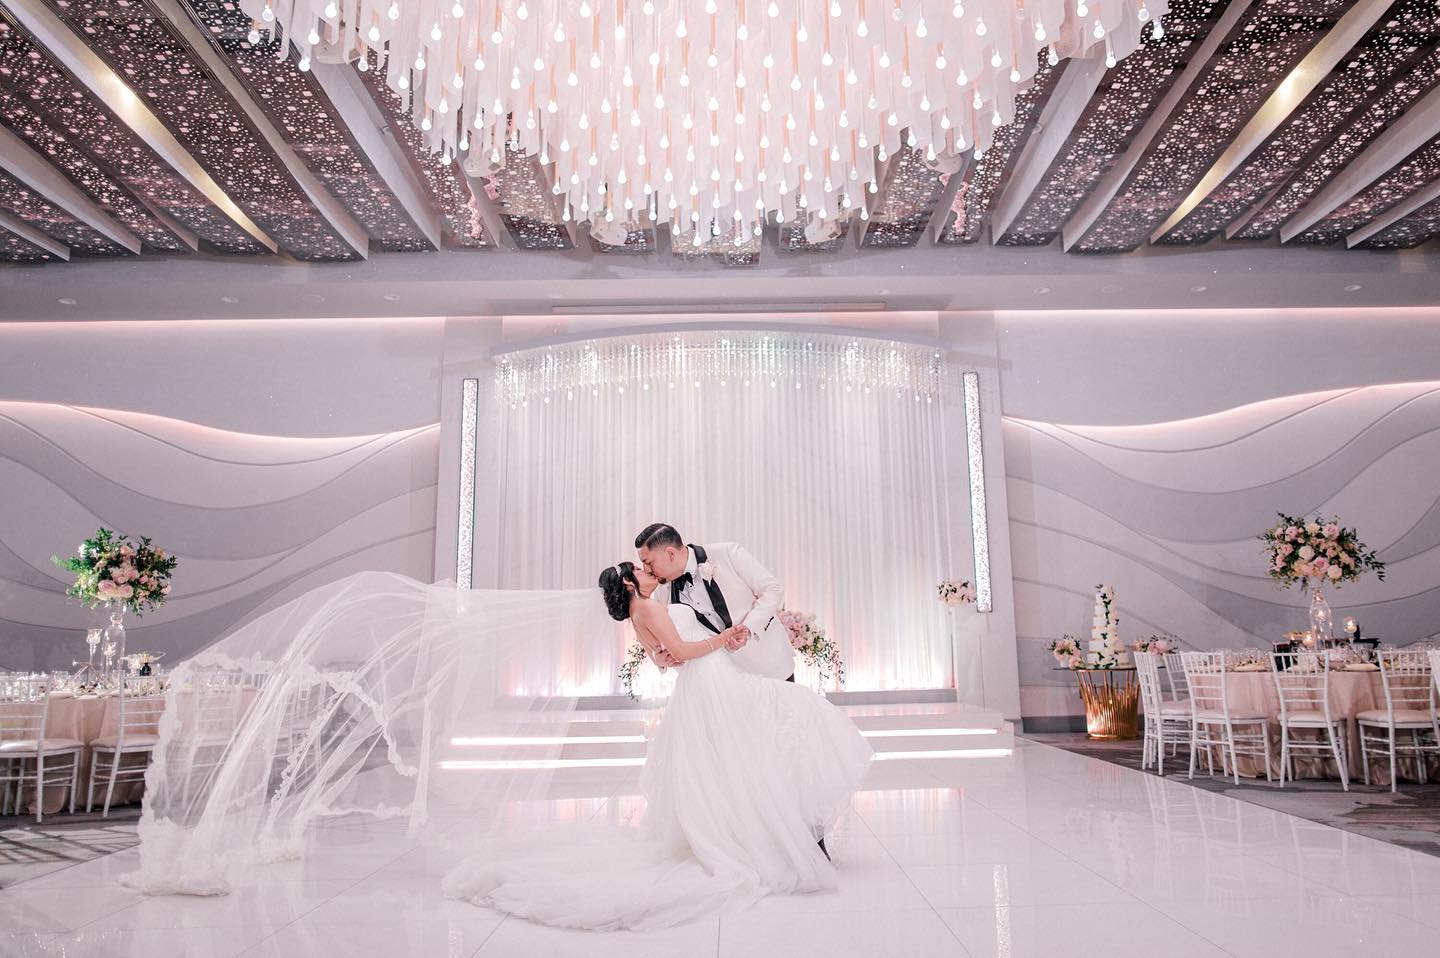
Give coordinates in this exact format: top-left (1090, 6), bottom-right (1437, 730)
top-left (1151, 0), bottom-right (1397, 243)
top-left (1062, 0), bottom-right (1256, 252)
top-left (309, 49), bottom-right (444, 253)
top-left (3, 0), bottom-right (277, 253)
top-left (0, 207), bottom-right (69, 260)
top-left (991, 56), bottom-right (1108, 245)
top-left (0, 122), bottom-right (141, 254)
top-left (1280, 83), bottom-right (1440, 241)
top-left (146, 0), bottom-right (369, 259)
top-left (1347, 178), bottom-right (1440, 247)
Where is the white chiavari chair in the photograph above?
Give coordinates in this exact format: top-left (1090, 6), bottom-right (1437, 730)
top-left (87, 676), bottom-right (167, 816)
top-left (1161, 651), bottom-right (1191, 705)
top-left (1270, 651), bottom-right (1349, 790)
top-left (1136, 652), bottom-right (1190, 776)
top-left (0, 675), bottom-right (82, 823)
top-left (178, 668), bottom-right (249, 806)
top-left (1182, 651), bottom-right (1273, 786)
top-left (1358, 650), bottom-right (1439, 792)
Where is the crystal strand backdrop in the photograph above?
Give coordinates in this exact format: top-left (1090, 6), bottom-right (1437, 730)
top-left (489, 331), bottom-right (966, 694)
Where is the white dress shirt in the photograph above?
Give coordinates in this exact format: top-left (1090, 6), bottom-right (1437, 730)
top-left (678, 547), bottom-right (721, 629)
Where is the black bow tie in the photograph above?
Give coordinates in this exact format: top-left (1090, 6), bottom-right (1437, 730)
top-left (673, 572), bottom-right (694, 590)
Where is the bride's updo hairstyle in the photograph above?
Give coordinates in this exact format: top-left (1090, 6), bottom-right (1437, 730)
top-left (598, 562), bottom-right (640, 621)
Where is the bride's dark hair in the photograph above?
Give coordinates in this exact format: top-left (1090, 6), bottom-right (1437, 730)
top-left (598, 562), bottom-right (640, 621)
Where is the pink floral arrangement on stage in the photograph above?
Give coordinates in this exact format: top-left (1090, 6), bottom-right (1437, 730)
top-left (778, 609), bottom-right (845, 688)
top-left (53, 528), bottom-right (177, 617)
top-left (937, 579), bottom-right (975, 606)
top-left (1130, 634), bottom-right (1176, 654)
top-left (1259, 513), bottom-right (1385, 589)
top-left (1047, 635), bottom-right (1082, 669)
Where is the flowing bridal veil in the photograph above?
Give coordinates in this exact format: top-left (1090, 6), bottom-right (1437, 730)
top-left (121, 571), bottom-right (621, 897)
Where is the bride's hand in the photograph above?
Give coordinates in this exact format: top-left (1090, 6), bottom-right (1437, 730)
top-left (722, 626), bottom-right (751, 651)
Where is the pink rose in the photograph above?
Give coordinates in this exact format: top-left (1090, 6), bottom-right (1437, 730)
top-left (1323, 524), bottom-right (1340, 538)
top-left (119, 584), bottom-right (134, 599)
top-left (1285, 526), bottom-right (1301, 541)
top-left (1327, 565), bottom-right (1343, 581)
top-left (161, 583), bottom-right (171, 595)
top-left (1313, 557), bottom-right (1329, 573)
top-left (1295, 562), bottom-right (1313, 578)
top-left (1279, 543), bottom-right (1293, 556)
top-left (97, 580), bottom-right (117, 597)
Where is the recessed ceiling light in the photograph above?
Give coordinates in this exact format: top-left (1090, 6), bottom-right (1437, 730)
top-left (301, 293), bottom-right (326, 303)
top-left (1100, 283), bottom-right (1122, 293)
top-left (382, 293), bottom-right (401, 302)
top-left (56, 297), bottom-right (77, 306)
top-left (1190, 285), bottom-right (1208, 293)
top-left (220, 295), bottom-right (240, 304)
top-left (1343, 284), bottom-right (1363, 292)
top-left (1033, 286), bottom-right (1051, 294)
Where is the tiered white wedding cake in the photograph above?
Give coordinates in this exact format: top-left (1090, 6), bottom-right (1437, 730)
top-left (1088, 584), bottom-right (1127, 667)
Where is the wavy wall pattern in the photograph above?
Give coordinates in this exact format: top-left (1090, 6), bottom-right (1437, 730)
top-left (0, 401), bottom-right (439, 671)
top-left (1004, 382), bottom-right (1440, 714)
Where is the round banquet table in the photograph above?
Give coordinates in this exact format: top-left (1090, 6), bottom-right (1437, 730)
top-left (4, 687), bottom-right (258, 816)
top-left (1, 692), bottom-right (156, 816)
top-left (1183, 669), bottom-right (1440, 786)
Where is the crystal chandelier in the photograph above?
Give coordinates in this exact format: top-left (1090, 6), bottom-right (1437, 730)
top-left (245, 1), bottom-right (1165, 245)
top-left (495, 331), bottom-right (953, 406)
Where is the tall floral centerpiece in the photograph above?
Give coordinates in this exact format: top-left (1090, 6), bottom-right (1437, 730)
top-left (54, 529), bottom-right (177, 678)
top-left (1259, 514), bottom-right (1385, 639)
top-left (778, 609), bottom-right (845, 691)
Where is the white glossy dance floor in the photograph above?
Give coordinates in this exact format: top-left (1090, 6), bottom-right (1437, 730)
top-left (5, 737), bottom-right (1440, 957)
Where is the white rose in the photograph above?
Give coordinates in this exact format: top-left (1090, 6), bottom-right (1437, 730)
top-left (697, 561), bottom-right (716, 582)
top-left (1298, 545), bottom-right (1315, 560)
top-left (1305, 522), bottom-right (1321, 535)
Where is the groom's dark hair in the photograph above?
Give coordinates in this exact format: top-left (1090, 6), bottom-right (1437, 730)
top-left (635, 523), bottom-right (684, 551)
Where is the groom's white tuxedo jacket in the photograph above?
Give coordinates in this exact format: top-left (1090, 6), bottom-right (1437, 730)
top-left (665, 542), bottom-right (795, 681)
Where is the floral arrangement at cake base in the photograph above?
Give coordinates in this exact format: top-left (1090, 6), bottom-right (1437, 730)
top-left (1130, 634), bottom-right (1176, 655)
top-left (1047, 635), bottom-right (1082, 669)
top-left (937, 579), bottom-right (975, 607)
top-left (1088, 584), bottom-right (1126, 667)
top-left (53, 528), bottom-right (176, 616)
top-left (778, 609), bottom-right (845, 689)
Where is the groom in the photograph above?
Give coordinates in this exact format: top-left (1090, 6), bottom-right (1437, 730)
top-left (634, 523), bottom-right (796, 682)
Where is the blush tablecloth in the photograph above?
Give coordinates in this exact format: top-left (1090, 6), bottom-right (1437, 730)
top-left (5, 688), bottom-right (256, 816)
top-left (1189, 670), bottom-right (1440, 786)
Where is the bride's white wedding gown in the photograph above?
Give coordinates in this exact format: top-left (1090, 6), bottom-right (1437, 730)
top-left (442, 603), bottom-right (874, 930)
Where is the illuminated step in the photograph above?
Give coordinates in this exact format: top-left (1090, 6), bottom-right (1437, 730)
top-left (445, 702), bottom-right (1013, 761)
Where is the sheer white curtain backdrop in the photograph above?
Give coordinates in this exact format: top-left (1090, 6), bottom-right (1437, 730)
top-left (486, 331), bottom-right (971, 694)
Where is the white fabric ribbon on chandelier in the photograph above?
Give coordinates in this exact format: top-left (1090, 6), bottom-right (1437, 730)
top-left (241, 0), bottom-right (1167, 239)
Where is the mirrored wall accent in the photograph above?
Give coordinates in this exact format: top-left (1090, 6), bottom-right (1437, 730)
top-left (456, 378), bottom-right (479, 590)
top-left (963, 372), bottom-right (993, 614)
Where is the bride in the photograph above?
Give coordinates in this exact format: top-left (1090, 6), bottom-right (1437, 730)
top-left (119, 567), bottom-right (869, 931)
top-left (442, 561), bottom-right (873, 929)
